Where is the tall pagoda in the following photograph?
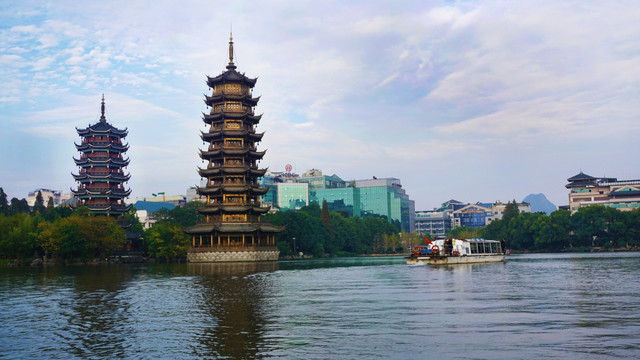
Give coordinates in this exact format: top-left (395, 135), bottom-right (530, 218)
top-left (72, 95), bottom-right (132, 217)
top-left (186, 34), bottom-right (283, 262)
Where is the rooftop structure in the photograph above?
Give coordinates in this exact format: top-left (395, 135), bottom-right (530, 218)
top-left (566, 171), bottom-right (640, 212)
top-left (185, 34), bottom-right (283, 262)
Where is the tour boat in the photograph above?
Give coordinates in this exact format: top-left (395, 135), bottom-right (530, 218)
top-left (406, 238), bottom-right (505, 265)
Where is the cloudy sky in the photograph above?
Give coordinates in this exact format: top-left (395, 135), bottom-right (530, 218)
top-left (1, 1), bottom-right (639, 210)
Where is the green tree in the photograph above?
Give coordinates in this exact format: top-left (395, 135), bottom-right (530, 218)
top-left (0, 188), bottom-right (8, 215)
top-left (9, 198), bottom-right (30, 215)
top-left (0, 213), bottom-right (40, 261)
top-left (167, 201), bottom-right (204, 227)
top-left (145, 222), bottom-right (190, 261)
top-left (571, 205), bottom-right (608, 248)
top-left (33, 191), bottom-right (46, 215)
top-left (299, 202), bottom-right (321, 218)
top-left (46, 197), bottom-right (54, 213)
top-left (503, 200), bottom-right (520, 223)
top-left (448, 226), bottom-right (481, 239)
top-left (534, 209), bottom-right (570, 251)
top-left (37, 214), bottom-right (124, 261)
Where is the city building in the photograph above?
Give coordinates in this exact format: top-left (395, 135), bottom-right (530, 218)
top-left (27, 189), bottom-right (71, 207)
top-left (259, 169), bottom-right (415, 232)
top-left (126, 194), bottom-right (186, 207)
top-left (415, 199), bottom-right (531, 236)
top-left (133, 200), bottom-right (177, 229)
top-left (71, 95), bottom-right (131, 217)
top-left (185, 34), bottom-right (283, 262)
top-left (566, 172), bottom-right (640, 212)
top-left (355, 178), bottom-right (415, 232)
top-left (276, 182), bottom-right (309, 210)
top-left (415, 210), bottom-right (452, 237)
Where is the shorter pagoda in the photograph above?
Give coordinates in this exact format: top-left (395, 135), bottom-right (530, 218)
top-left (72, 95), bottom-right (132, 217)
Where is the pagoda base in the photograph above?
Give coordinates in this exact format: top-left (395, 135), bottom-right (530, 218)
top-left (187, 246), bottom-right (279, 263)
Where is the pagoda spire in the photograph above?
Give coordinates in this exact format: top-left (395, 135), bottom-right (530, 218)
top-left (226, 31), bottom-right (236, 70)
top-left (99, 94), bottom-right (106, 123)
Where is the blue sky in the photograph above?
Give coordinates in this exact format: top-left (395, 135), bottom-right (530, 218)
top-left (1, 0), bottom-right (639, 210)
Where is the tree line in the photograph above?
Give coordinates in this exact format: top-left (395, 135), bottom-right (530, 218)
top-left (448, 201), bottom-right (640, 252)
top-left (0, 188), bottom-right (414, 263)
top-left (143, 200), bottom-right (414, 259)
top-left (3, 187), bottom-right (638, 264)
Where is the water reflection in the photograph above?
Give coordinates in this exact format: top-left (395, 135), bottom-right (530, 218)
top-left (188, 262), bottom-right (279, 359)
top-left (1, 253), bottom-right (639, 359)
top-left (57, 266), bottom-right (136, 358)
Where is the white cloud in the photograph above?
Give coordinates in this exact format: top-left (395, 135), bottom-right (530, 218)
top-left (1, 0), bottom-right (639, 209)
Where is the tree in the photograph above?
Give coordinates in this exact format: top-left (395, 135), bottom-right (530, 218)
top-left (449, 226), bottom-right (481, 239)
top-left (534, 209), bottom-right (571, 251)
top-left (167, 201), bottom-right (204, 227)
top-left (37, 214), bottom-right (125, 261)
top-left (9, 198), bottom-right (30, 215)
top-left (571, 205), bottom-right (608, 248)
top-left (0, 188), bottom-right (8, 215)
top-left (0, 213), bottom-right (40, 261)
top-left (46, 197), bottom-right (55, 213)
top-left (33, 191), bottom-right (46, 214)
top-left (503, 200), bottom-right (520, 223)
top-left (145, 222), bottom-right (190, 261)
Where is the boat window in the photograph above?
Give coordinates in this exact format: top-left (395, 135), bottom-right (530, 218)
top-left (471, 243), bottom-right (477, 254)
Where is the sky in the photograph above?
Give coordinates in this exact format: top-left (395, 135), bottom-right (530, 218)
top-left (0, 0), bottom-right (639, 211)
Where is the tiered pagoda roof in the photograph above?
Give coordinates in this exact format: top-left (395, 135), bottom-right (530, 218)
top-left (71, 95), bottom-right (131, 217)
top-left (185, 34), bottom-right (284, 250)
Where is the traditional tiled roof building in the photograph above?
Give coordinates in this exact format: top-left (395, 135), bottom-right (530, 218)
top-left (566, 171), bottom-right (640, 212)
top-left (72, 96), bottom-right (132, 217)
top-left (186, 34), bottom-right (283, 262)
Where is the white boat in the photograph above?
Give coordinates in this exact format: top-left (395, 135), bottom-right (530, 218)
top-left (406, 238), bottom-right (505, 265)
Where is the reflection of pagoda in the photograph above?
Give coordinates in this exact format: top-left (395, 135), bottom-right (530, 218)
top-left (186, 34), bottom-right (283, 262)
top-left (72, 95), bottom-right (132, 217)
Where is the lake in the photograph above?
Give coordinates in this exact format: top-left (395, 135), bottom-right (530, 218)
top-left (1, 252), bottom-right (639, 359)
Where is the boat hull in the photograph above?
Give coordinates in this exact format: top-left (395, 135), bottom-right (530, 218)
top-left (406, 254), bottom-right (505, 265)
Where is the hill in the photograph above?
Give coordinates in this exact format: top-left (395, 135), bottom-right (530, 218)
top-left (523, 193), bottom-right (557, 215)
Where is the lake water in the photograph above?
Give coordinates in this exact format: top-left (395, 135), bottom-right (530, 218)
top-left (1, 252), bottom-right (639, 359)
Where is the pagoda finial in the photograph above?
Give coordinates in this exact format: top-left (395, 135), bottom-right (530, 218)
top-left (99, 94), bottom-right (106, 122)
top-left (227, 30), bottom-right (236, 70)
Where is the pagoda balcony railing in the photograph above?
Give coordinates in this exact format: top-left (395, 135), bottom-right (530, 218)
top-left (82, 200), bottom-right (127, 206)
top-left (213, 105), bottom-right (255, 114)
top-left (209, 145), bottom-right (257, 151)
top-left (189, 245), bottom-right (275, 252)
top-left (79, 154), bottom-right (125, 160)
top-left (78, 169), bottom-right (125, 175)
top-left (208, 125), bottom-right (255, 132)
top-left (82, 139), bottom-right (123, 146)
top-left (78, 185), bottom-right (126, 191)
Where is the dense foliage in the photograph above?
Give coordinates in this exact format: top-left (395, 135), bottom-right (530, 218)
top-left (262, 202), bottom-right (414, 256)
top-left (0, 187), bottom-right (135, 264)
top-left (477, 203), bottom-right (640, 251)
top-left (0, 206), bottom-right (125, 263)
top-left (142, 201), bottom-right (201, 261)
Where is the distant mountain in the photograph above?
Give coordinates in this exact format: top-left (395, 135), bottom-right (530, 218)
top-left (523, 193), bottom-right (557, 215)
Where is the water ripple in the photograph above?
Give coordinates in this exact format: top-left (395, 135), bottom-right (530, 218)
top-left (1, 254), bottom-right (639, 359)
